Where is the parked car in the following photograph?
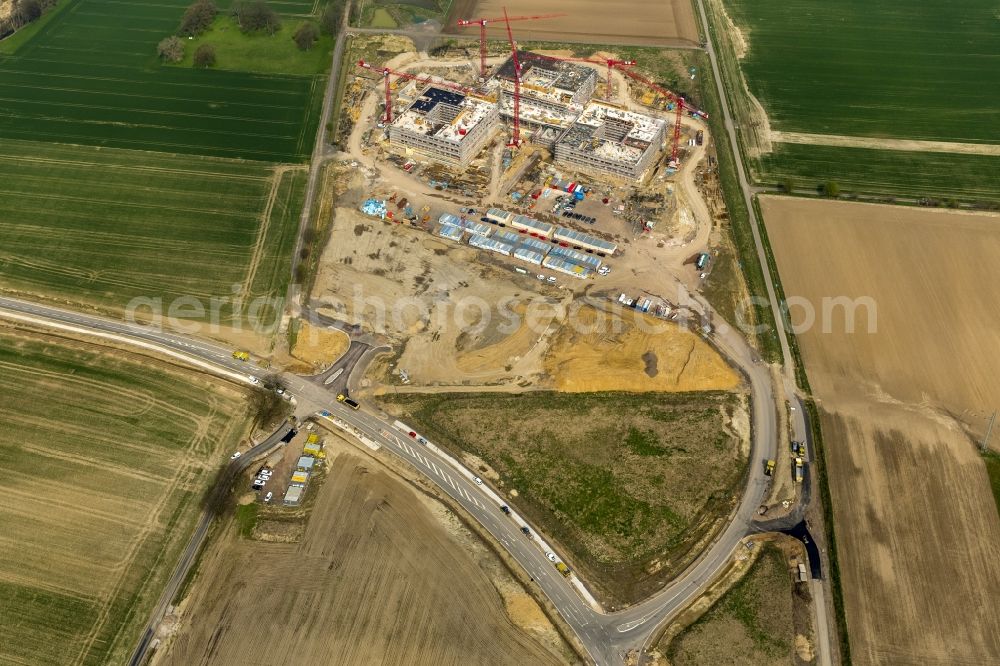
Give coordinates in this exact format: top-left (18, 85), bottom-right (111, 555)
top-left (500, 505), bottom-right (511, 515)
top-left (264, 492), bottom-right (273, 502)
top-left (474, 477), bottom-right (483, 485)
top-left (521, 526), bottom-right (533, 538)
top-left (546, 552), bottom-right (557, 562)
top-left (230, 451), bottom-right (242, 460)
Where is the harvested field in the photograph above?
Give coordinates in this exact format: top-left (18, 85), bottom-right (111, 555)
top-left (0, 139), bottom-right (305, 322)
top-left (446, 0), bottom-right (700, 46)
top-left (378, 391), bottom-right (749, 605)
top-left (0, 327), bottom-right (251, 666)
top-left (664, 544), bottom-right (798, 666)
top-left (543, 305), bottom-right (740, 393)
top-left (159, 438), bottom-right (574, 666)
top-left (762, 196), bottom-right (1000, 665)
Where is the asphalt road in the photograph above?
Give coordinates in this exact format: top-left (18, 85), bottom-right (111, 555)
top-left (693, 2), bottom-right (834, 662)
top-left (125, 424), bottom-right (293, 666)
top-left (0, 295), bottom-right (779, 665)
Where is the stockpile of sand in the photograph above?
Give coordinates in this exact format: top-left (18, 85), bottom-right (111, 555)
top-left (291, 321), bottom-right (349, 371)
top-left (543, 306), bottom-right (740, 392)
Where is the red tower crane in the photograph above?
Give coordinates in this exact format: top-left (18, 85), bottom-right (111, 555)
top-left (456, 12), bottom-right (564, 78)
top-left (357, 60), bottom-right (476, 124)
top-left (501, 8), bottom-right (522, 147)
top-left (613, 65), bottom-right (708, 166)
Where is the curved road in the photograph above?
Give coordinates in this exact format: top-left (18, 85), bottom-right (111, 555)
top-left (0, 292), bottom-right (779, 665)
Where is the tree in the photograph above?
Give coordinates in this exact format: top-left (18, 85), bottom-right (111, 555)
top-left (17, 0), bottom-right (44, 23)
top-left (157, 36), bottom-right (185, 63)
top-left (231, 0), bottom-right (280, 35)
top-left (293, 22), bottom-right (319, 50)
top-left (193, 43), bottom-right (216, 68)
top-left (781, 177), bottom-right (794, 194)
top-left (179, 0), bottom-right (217, 36)
top-left (823, 181), bottom-right (840, 198)
top-left (319, 0), bottom-right (342, 36)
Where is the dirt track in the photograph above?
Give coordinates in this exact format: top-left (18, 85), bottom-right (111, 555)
top-left (446, 0), bottom-right (700, 47)
top-left (158, 439), bottom-right (572, 666)
top-left (762, 196), bottom-right (1000, 665)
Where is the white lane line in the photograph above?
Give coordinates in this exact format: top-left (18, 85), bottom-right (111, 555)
top-left (430, 461), bottom-right (442, 477)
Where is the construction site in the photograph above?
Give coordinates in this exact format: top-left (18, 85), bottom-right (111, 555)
top-left (317, 16), bottom-right (731, 392)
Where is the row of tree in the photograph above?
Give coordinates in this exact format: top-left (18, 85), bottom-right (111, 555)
top-left (158, 0), bottom-right (341, 65)
top-left (0, 0), bottom-right (57, 38)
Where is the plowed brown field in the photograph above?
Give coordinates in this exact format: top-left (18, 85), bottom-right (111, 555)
top-left (446, 0), bottom-right (700, 47)
top-left (762, 196), bottom-right (1000, 665)
top-left (159, 439), bottom-right (574, 666)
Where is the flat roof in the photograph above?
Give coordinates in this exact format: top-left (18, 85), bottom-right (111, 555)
top-left (542, 255), bottom-right (592, 279)
top-left (393, 86), bottom-right (496, 144)
top-left (469, 234), bottom-right (514, 255)
top-left (486, 207), bottom-right (513, 220)
top-left (550, 245), bottom-right (602, 268)
top-left (554, 226), bottom-right (617, 252)
top-left (498, 94), bottom-right (579, 129)
top-left (438, 224), bottom-right (464, 241)
top-left (511, 214), bottom-right (554, 235)
top-left (495, 52), bottom-right (595, 96)
top-left (557, 101), bottom-right (666, 167)
top-left (514, 248), bottom-right (545, 264)
top-left (296, 456), bottom-right (315, 469)
top-left (519, 237), bottom-right (552, 255)
top-left (284, 485), bottom-right (305, 502)
top-left (491, 229), bottom-right (522, 245)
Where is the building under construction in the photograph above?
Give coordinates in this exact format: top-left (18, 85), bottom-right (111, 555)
top-left (554, 101), bottom-right (667, 179)
top-left (491, 52), bottom-right (597, 145)
top-left (389, 86), bottom-right (500, 166)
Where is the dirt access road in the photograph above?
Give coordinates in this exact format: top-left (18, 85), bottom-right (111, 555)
top-left (762, 196), bottom-right (1000, 666)
top-left (157, 437), bottom-right (573, 666)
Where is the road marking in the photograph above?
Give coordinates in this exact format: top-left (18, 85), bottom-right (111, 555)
top-left (430, 461), bottom-right (442, 476)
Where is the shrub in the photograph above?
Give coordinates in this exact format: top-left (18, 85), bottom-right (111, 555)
top-left (157, 36), bottom-right (185, 63)
top-left (293, 22), bottom-right (319, 50)
top-left (193, 43), bottom-right (217, 68)
top-left (179, 0), bottom-right (217, 37)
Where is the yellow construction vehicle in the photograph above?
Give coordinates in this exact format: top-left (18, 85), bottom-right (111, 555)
top-left (765, 459), bottom-right (776, 476)
top-left (232, 351), bottom-right (250, 362)
top-left (337, 393), bottom-right (361, 410)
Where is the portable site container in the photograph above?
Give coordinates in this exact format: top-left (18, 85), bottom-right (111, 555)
top-left (549, 245), bottom-right (602, 269)
top-left (553, 226), bottom-right (617, 254)
top-left (438, 224), bottom-right (464, 242)
top-left (469, 235), bottom-right (514, 256)
top-left (513, 248), bottom-right (545, 265)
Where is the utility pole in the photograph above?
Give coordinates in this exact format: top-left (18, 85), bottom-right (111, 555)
top-left (981, 410), bottom-right (996, 452)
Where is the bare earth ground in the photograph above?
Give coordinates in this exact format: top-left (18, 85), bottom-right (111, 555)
top-left (289, 320), bottom-right (349, 372)
top-left (313, 206), bottom-right (735, 394)
top-left (446, 0), bottom-right (700, 46)
top-left (762, 196), bottom-right (1000, 665)
top-left (544, 305), bottom-right (739, 392)
top-left (158, 436), bottom-right (573, 666)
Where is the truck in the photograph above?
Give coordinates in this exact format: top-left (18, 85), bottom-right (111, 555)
top-left (232, 350), bottom-right (250, 362)
top-left (336, 393), bottom-right (360, 410)
top-left (555, 562), bottom-right (571, 578)
top-left (794, 457), bottom-right (804, 483)
top-left (695, 252), bottom-right (711, 271)
top-left (695, 130), bottom-right (704, 146)
top-left (765, 459), bottom-right (776, 476)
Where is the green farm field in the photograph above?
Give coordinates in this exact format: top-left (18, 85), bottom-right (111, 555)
top-left (0, 328), bottom-right (251, 666)
top-left (759, 143), bottom-right (1000, 203)
top-left (721, 0), bottom-right (999, 144)
top-left (0, 0), bottom-right (323, 161)
top-left (0, 138), bottom-right (306, 318)
top-left (379, 391), bottom-right (748, 605)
